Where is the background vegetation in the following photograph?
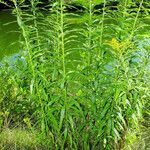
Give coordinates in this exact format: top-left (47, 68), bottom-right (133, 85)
top-left (0, 0), bottom-right (150, 149)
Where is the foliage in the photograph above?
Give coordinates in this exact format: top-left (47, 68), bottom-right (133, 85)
top-left (0, 0), bottom-right (150, 149)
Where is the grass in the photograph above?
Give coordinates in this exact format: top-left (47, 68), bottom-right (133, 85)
top-left (0, 0), bottom-right (150, 149)
top-left (0, 128), bottom-right (54, 150)
top-left (0, 129), bottom-right (37, 150)
top-left (123, 117), bottom-right (150, 150)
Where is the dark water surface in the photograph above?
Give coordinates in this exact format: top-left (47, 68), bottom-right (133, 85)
top-left (0, 10), bottom-right (20, 60)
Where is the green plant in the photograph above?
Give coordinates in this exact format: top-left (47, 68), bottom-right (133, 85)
top-left (0, 0), bottom-right (149, 149)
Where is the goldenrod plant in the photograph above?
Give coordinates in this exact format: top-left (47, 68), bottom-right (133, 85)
top-left (0, 0), bottom-right (149, 149)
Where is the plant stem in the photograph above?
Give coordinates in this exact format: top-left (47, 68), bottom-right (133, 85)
top-left (60, 0), bottom-right (67, 125)
top-left (99, 0), bottom-right (106, 59)
top-left (87, 0), bottom-right (92, 66)
top-left (130, 0), bottom-right (144, 40)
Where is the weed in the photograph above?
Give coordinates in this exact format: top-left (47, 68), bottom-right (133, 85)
top-left (0, 0), bottom-right (150, 149)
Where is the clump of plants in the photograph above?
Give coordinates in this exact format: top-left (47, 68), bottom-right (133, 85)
top-left (0, 0), bottom-right (150, 149)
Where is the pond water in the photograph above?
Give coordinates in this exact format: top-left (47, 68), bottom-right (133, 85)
top-left (0, 10), bottom-right (20, 60)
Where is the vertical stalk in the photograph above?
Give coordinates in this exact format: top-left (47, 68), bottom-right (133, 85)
top-left (12, 0), bottom-right (35, 79)
top-left (60, 0), bottom-right (67, 125)
top-left (99, 0), bottom-right (106, 59)
top-left (31, 0), bottom-right (41, 52)
top-left (129, 0), bottom-right (144, 40)
top-left (56, 4), bottom-right (60, 58)
top-left (87, 0), bottom-right (92, 66)
top-left (31, 0), bottom-right (47, 134)
top-left (123, 0), bottom-right (128, 18)
top-left (60, 1), bottom-right (66, 79)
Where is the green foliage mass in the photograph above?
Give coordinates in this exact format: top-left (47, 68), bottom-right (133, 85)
top-left (66, 0), bottom-right (103, 6)
top-left (0, 0), bottom-right (150, 149)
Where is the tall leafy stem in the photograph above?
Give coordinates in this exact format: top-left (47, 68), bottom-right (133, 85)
top-left (30, 0), bottom-right (48, 135)
top-left (87, 0), bottom-right (92, 66)
top-left (129, 0), bottom-right (144, 40)
top-left (59, 1), bottom-right (68, 147)
top-left (99, 0), bottom-right (106, 59)
top-left (31, 0), bottom-right (41, 52)
top-left (60, 0), bottom-right (67, 102)
top-left (12, 0), bottom-right (35, 78)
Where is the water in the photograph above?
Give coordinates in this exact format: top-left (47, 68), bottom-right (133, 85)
top-left (0, 10), bottom-right (20, 60)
